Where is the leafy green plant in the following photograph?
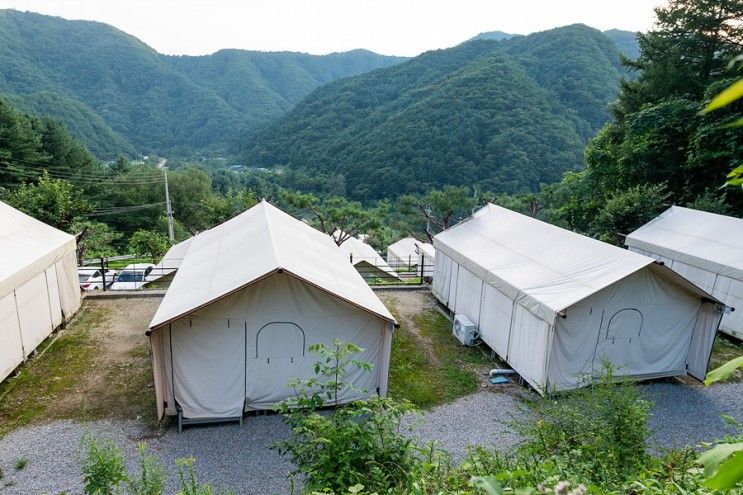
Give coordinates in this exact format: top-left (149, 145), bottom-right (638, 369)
top-left (14, 457), bottom-right (28, 470)
top-left (80, 433), bottom-right (127, 495)
top-left (698, 357), bottom-right (743, 490)
top-left (127, 443), bottom-right (166, 495)
top-left (129, 229), bottom-right (169, 263)
top-left (508, 365), bottom-right (652, 489)
top-left (275, 340), bottom-right (419, 494)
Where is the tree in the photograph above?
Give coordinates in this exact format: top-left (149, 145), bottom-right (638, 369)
top-left (282, 191), bottom-right (381, 246)
top-left (2, 172), bottom-right (90, 230)
top-left (403, 186), bottom-right (478, 242)
top-left (129, 230), bottom-right (169, 262)
top-left (69, 219), bottom-right (122, 265)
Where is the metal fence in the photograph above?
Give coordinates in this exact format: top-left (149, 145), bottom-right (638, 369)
top-left (349, 254), bottom-right (434, 286)
top-left (78, 253), bottom-right (433, 292)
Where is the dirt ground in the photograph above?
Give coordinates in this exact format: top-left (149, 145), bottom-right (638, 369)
top-left (61, 296), bottom-right (160, 420)
top-left (380, 289), bottom-right (442, 366)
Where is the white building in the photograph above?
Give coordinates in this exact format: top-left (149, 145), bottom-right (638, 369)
top-left (0, 201), bottom-right (81, 382)
top-left (433, 204), bottom-right (723, 393)
top-left (148, 201), bottom-right (396, 423)
top-left (333, 231), bottom-right (400, 281)
top-left (626, 206), bottom-right (743, 340)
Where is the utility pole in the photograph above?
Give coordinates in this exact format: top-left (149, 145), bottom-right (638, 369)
top-left (164, 169), bottom-right (174, 243)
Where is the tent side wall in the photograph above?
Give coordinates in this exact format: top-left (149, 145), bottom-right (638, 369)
top-left (150, 273), bottom-right (393, 419)
top-left (629, 246), bottom-right (742, 339)
top-left (1, 246), bottom-right (81, 383)
top-left (432, 251), bottom-right (553, 391)
top-left (547, 267), bottom-right (719, 390)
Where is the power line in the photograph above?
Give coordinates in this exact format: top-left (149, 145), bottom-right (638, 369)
top-left (0, 167), bottom-right (166, 186)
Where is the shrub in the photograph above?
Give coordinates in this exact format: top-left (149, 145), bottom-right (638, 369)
top-left (80, 433), bottom-right (128, 495)
top-left (275, 339), bottom-right (420, 493)
top-left (127, 442), bottom-right (166, 495)
top-left (512, 365), bottom-right (652, 488)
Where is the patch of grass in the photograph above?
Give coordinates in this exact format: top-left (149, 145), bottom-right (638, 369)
top-left (83, 343), bottom-right (156, 424)
top-left (106, 256), bottom-right (152, 269)
top-left (388, 307), bottom-right (495, 408)
top-left (0, 304), bottom-right (107, 437)
top-left (709, 334), bottom-right (743, 382)
top-left (14, 457), bottom-right (27, 470)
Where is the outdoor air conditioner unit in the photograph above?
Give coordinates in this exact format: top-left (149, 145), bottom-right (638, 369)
top-left (453, 314), bottom-right (478, 346)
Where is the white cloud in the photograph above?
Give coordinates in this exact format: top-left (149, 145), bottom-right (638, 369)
top-left (0, 0), bottom-right (661, 56)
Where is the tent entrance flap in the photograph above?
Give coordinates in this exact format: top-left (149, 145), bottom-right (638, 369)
top-left (170, 318), bottom-right (246, 419)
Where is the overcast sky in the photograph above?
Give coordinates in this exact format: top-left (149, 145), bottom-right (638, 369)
top-left (0, 0), bottom-right (661, 57)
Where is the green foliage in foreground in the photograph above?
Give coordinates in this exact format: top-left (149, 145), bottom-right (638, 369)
top-left (80, 434), bottom-right (232, 495)
top-left (76, 344), bottom-right (743, 495)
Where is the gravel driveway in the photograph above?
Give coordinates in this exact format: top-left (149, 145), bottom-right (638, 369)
top-left (1, 379), bottom-right (740, 495)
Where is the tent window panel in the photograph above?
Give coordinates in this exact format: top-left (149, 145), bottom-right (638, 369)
top-left (477, 284), bottom-right (513, 357)
top-left (506, 305), bottom-right (550, 389)
top-left (45, 266), bottom-right (63, 328)
top-left (432, 253), bottom-right (452, 303)
top-left (453, 267), bottom-right (482, 322)
top-left (255, 322), bottom-right (305, 362)
top-left (714, 276), bottom-right (743, 334)
top-left (0, 293), bottom-right (24, 381)
top-left (15, 272), bottom-right (53, 357)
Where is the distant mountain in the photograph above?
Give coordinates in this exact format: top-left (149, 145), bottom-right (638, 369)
top-left (169, 49), bottom-right (406, 132)
top-left (243, 24), bottom-right (628, 200)
top-left (603, 29), bottom-right (640, 59)
top-left (469, 31), bottom-right (519, 42)
top-left (0, 10), bottom-right (405, 158)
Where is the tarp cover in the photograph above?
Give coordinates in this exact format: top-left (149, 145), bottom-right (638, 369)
top-left (0, 200), bottom-right (76, 299)
top-left (387, 237), bottom-right (434, 268)
top-left (333, 231), bottom-right (399, 279)
top-left (150, 201), bottom-right (395, 329)
top-left (433, 204), bottom-right (658, 323)
top-left (625, 206), bottom-right (743, 281)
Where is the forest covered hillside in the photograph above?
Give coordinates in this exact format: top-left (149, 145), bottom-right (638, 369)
top-left (0, 9), bottom-right (405, 158)
top-left (243, 24), bottom-right (629, 200)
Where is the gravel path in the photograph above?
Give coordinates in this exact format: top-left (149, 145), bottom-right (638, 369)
top-left (1, 380), bottom-right (741, 494)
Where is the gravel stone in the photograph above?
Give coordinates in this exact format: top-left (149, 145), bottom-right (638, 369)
top-left (1, 380), bottom-right (740, 494)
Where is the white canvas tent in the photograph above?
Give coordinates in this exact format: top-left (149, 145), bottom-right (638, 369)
top-left (152, 236), bottom-right (194, 278)
top-left (432, 204), bottom-right (724, 392)
top-left (0, 201), bottom-right (81, 382)
top-left (333, 231), bottom-right (400, 281)
top-left (386, 237), bottom-right (435, 269)
top-left (626, 206), bottom-right (743, 339)
top-left (148, 201), bottom-right (396, 422)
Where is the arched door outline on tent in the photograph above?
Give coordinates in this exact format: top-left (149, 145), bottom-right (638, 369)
top-left (591, 308), bottom-right (644, 373)
top-left (255, 321), bottom-right (306, 363)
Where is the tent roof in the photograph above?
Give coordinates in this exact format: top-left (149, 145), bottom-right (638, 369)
top-left (625, 206), bottom-right (743, 280)
top-left (0, 200), bottom-right (76, 299)
top-left (388, 237), bottom-right (434, 258)
top-left (333, 231), bottom-right (399, 278)
top-left (155, 236), bottom-right (194, 275)
top-left (434, 204), bottom-right (660, 323)
top-left (149, 201), bottom-right (395, 329)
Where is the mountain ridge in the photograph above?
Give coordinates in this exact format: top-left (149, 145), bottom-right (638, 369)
top-left (243, 24), bottom-right (628, 200)
top-left (0, 9), bottom-right (405, 158)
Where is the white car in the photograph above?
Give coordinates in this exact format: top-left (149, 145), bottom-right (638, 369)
top-left (77, 267), bottom-right (117, 291)
top-left (109, 263), bottom-right (156, 290)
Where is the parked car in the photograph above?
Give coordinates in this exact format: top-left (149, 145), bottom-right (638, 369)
top-left (77, 267), bottom-right (117, 291)
top-left (109, 263), bottom-right (156, 290)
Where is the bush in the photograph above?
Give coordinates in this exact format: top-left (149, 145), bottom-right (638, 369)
top-left (80, 434), bottom-right (231, 495)
top-left (512, 365), bottom-right (652, 488)
top-left (275, 340), bottom-right (420, 493)
top-left (81, 433), bottom-right (128, 495)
